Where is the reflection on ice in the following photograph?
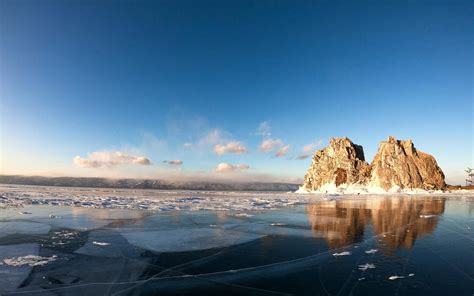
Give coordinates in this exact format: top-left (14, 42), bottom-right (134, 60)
top-left (306, 197), bottom-right (446, 249)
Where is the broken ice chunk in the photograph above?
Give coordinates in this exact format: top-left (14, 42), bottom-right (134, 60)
top-left (92, 241), bottom-right (110, 246)
top-left (332, 251), bottom-right (351, 256)
top-left (358, 263), bottom-right (375, 271)
top-left (0, 244), bottom-right (39, 292)
top-left (388, 274), bottom-right (414, 280)
top-left (17, 211), bottom-right (32, 215)
top-left (3, 255), bottom-right (57, 267)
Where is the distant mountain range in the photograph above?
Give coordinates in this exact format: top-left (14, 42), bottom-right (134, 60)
top-left (0, 175), bottom-right (299, 192)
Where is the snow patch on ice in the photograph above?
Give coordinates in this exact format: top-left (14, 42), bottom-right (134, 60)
top-left (332, 251), bottom-right (351, 256)
top-left (365, 249), bottom-right (379, 254)
top-left (2, 255), bottom-right (57, 267)
top-left (358, 263), bottom-right (375, 271)
top-left (388, 273), bottom-right (414, 280)
top-left (92, 241), bottom-right (110, 246)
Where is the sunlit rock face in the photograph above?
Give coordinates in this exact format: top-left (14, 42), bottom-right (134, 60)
top-left (301, 136), bottom-right (446, 191)
top-left (301, 138), bottom-right (371, 191)
top-left (370, 136), bottom-right (446, 190)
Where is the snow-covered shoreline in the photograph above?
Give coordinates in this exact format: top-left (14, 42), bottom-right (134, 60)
top-left (296, 182), bottom-right (473, 195)
top-left (0, 184), bottom-right (472, 213)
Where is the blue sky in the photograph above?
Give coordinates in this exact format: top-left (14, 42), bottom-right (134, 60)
top-left (0, 0), bottom-right (472, 184)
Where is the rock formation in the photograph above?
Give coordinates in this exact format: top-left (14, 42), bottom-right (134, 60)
top-left (300, 136), bottom-right (446, 192)
top-left (370, 137), bottom-right (446, 190)
top-left (302, 137), bottom-right (371, 191)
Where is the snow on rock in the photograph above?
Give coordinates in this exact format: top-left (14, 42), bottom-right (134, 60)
top-left (299, 136), bottom-right (448, 194)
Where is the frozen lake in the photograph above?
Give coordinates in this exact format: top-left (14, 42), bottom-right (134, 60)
top-left (0, 185), bottom-right (473, 295)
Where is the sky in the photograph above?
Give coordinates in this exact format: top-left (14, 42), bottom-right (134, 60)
top-left (0, 0), bottom-right (472, 184)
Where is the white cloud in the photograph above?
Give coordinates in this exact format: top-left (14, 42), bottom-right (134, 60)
top-left (275, 145), bottom-right (290, 157)
top-left (214, 141), bottom-right (247, 156)
top-left (256, 121), bottom-right (271, 137)
top-left (73, 151), bottom-right (151, 168)
top-left (197, 129), bottom-right (227, 147)
top-left (296, 154), bottom-right (311, 160)
top-left (183, 143), bottom-right (193, 148)
top-left (295, 140), bottom-right (322, 160)
top-left (163, 160), bottom-right (183, 165)
top-left (215, 163), bottom-right (250, 173)
top-left (259, 138), bottom-right (283, 152)
top-left (303, 141), bottom-right (321, 152)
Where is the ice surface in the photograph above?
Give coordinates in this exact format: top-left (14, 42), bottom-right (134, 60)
top-left (0, 243), bottom-right (39, 292)
top-left (0, 221), bottom-right (51, 238)
top-left (75, 230), bottom-right (143, 258)
top-left (121, 227), bottom-right (264, 252)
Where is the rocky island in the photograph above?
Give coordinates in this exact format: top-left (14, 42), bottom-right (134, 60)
top-left (300, 136), bottom-right (446, 193)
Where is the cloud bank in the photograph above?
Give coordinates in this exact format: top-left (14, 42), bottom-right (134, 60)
top-left (214, 141), bottom-right (247, 156)
top-left (74, 151), bottom-right (151, 168)
top-left (215, 163), bottom-right (250, 173)
top-left (275, 145), bottom-right (290, 157)
top-left (256, 121), bottom-right (271, 137)
top-left (259, 138), bottom-right (283, 152)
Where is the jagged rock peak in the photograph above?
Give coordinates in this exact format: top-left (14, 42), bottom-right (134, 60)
top-left (301, 137), bottom-right (371, 191)
top-left (370, 136), bottom-right (446, 190)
